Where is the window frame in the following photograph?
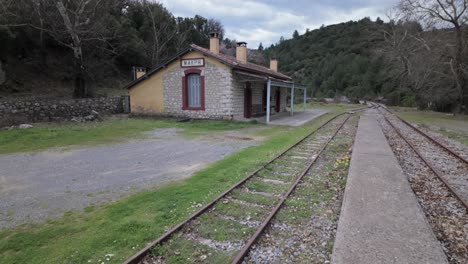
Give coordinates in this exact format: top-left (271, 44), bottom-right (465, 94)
top-left (182, 69), bottom-right (205, 111)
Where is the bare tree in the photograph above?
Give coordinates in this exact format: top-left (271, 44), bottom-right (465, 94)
top-left (381, 8), bottom-right (455, 109)
top-left (138, 0), bottom-right (177, 66)
top-left (0, 0), bottom-right (123, 97)
top-left (207, 18), bottom-right (225, 39)
top-left (399, 0), bottom-right (468, 112)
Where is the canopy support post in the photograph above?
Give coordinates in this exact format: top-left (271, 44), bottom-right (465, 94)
top-left (303, 88), bottom-right (307, 112)
top-left (290, 84), bottom-right (295, 116)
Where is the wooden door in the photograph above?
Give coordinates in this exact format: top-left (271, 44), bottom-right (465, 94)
top-left (244, 83), bottom-right (252, 118)
top-left (275, 89), bottom-right (280, 112)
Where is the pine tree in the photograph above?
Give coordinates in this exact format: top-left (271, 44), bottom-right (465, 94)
top-left (293, 30), bottom-right (299, 39)
top-left (258, 42), bottom-right (264, 51)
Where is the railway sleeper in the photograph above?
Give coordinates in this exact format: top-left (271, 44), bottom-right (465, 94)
top-left (211, 198), bottom-right (271, 222)
top-left (230, 188), bottom-right (280, 207)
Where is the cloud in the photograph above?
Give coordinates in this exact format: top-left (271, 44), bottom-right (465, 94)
top-left (159, 0), bottom-right (398, 47)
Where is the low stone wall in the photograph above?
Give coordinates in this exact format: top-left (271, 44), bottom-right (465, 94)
top-left (0, 96), bottom-right (128, 126)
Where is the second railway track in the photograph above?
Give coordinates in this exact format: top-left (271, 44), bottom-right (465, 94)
top-left (375, 105), bottom-right (468, 208)
top-left (124, 109), bottom-right (365, 264)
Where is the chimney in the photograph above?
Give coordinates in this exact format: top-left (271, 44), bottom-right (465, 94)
top-left (133, 66), bottom-right (146, 80)
top-left (236, 42), bottom-right (247, 63)
top-left (209, 32), bottom-right (220, 54)
top-left (270, 58), bottom-right (278, 72)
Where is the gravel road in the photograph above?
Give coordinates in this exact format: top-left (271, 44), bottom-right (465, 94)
top-left (0, 128), bottom-right (259, 229)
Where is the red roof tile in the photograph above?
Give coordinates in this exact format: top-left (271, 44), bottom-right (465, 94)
top-left (125, 44), bottom-right (291, 89)
top-left (190, 44), bottom-right (291, 80)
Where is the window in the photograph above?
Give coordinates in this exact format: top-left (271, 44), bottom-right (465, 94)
top-left (187, 74), bottom-right (201, 107)
top-left (182, 69), bottom-right (205, 110)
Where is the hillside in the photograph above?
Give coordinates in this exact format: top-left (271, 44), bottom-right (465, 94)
top-left (263, 18), bottom-right (390, 102)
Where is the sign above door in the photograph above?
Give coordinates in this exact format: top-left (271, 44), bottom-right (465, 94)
top-left (181, 58), bottom-right (205, 68)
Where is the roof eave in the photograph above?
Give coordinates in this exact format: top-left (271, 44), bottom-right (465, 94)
top-left (124, 47), bottom-right (194, 90)
top-left (233, 65), bottom-right (292, 81)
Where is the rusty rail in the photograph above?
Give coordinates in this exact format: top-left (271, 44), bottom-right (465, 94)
top-left (123, 107), bottom-right (368, 264)
top-left (378, 104), bottom-right (468, 165)
top-left (231, 114), bottom-right (352, 263)
top-left (378, 108), bottom-right (468, 210)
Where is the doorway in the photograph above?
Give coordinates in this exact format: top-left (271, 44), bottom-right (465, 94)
top-left (275, 89), bottom-right (280, 112)
top-left (244, 83), bottom-right (252, 118)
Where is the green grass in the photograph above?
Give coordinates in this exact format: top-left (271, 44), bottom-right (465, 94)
top-left (0, 118), bottom-right (258, 154)
top-left (188, 213), bottom-right (254, 241)
top-left (391, 107), bottom-right (468, 145)
top-left (213, 199), bottom-right (269, 222)
top-left (0, 111), bottom-right (346, 264)
top-left (307, 101), bottom-right (363, 112)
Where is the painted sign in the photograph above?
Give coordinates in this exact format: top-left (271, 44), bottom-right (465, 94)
top-left (181, 58), bottom-right (205, 68)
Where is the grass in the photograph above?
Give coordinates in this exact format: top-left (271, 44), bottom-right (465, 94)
top-left (391, 107), bottom-right (468, 145)
top-left (0, 118), bottom-right (258, 154)
top-left (151, 234), bottom-right (233, 263)
top-left (213, 199), bottom-right (269, 222)
top-left (0, 107), bottom-right (351, 264)
top-left (188, 214), bottom-right (254, 241)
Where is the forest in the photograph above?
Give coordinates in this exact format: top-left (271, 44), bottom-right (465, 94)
top-left (0, 0), bottom-right (225, 98)
top-left (1, 0), bottom-right (467, 113)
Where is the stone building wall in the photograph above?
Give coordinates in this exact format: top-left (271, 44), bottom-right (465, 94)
top-left (230, 77), bottom-right (289, 120)
top-left (231, 75), bottom-right (245, 120)
top-left (163, 61), bottom-right (233, 119)
top-left (160, 60), bottom-right (289, 121)
top-left (0, 96), bottom-right (126, 127)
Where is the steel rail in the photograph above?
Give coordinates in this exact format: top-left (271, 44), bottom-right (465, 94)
top-left (231, 114), bottom-right (353, 263)
top-left (123, 108), bottom-right (367, 264)
top-left (378, 104), bottom-right (468, 165)
top-left (378, 108), bottom-right (468, 210)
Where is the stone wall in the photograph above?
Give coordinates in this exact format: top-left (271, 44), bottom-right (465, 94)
top-left (163, 61), bottom-right (233, 119)
top-left (0, 96), bottom-right (127, 126)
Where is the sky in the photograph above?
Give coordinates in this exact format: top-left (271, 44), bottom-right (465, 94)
top-left (159, 0), bottom-right (399, 48)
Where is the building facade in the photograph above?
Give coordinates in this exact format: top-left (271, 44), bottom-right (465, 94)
top-left (126, 34), bottom-right (291, 121)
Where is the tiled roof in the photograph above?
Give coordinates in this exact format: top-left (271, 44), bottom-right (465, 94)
top-left (125, 44), bottom-right (291, 89)
top-left (190, 44), bottom-right (291, 80)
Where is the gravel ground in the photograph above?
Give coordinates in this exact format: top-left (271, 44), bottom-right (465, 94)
top-left (0, 128), bottom-right (260, 229)
top-left (382, 111), bottom-right (468, 202)
top-left (377, 112), bottom-right (468, 263)
top-left (416, 125), bottom-right (468, 161)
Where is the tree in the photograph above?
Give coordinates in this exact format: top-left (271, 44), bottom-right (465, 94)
top-left (293, 29), bottom-right (299, 39)
top-left (0, 0), bottom-right (226, 97)
top-left (258, 42), bottom-right (264, 51)
top-left (399, 0), bottom-right (468, 112)
top-left (279, 36), bottom-right (285, 44)
top-left (207, 18), bottom-right (224, 40)
top-left (0, 0), bottom-right (126, 97)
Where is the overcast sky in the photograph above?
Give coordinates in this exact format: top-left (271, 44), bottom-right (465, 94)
top-left (159, 0), bottom-right (399, 48)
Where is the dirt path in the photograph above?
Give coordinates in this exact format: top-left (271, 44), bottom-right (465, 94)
top-left (0, 128), bottom-right (262, 229)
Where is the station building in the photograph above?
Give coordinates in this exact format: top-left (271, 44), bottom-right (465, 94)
top-left (125, 33), bottom-right (305, 122)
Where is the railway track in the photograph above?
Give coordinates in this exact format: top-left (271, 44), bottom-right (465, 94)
top-left (124, 108), bottom-right (366, 264)
top-left (374, 104), bottom-right (468, 209)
